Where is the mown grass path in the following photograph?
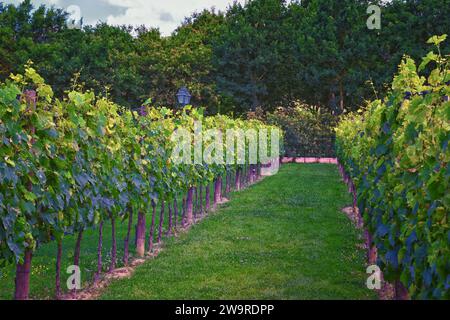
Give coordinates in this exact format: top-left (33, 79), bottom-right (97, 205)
top-left (100, 164), bottom-right (376, 300)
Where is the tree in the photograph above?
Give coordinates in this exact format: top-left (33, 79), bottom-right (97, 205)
top-left (1, 0), bottom-right (448, 114)
top-left (213, 0), bottom-right (290, 114)
top-left (136, 9), bottom-right (226, 113)
top-left (79, 24), bottom-right (142, 107)
top-left (288, 0), bottom-right (376, 113)
top-left (0, 0), bottom-right (68, 79)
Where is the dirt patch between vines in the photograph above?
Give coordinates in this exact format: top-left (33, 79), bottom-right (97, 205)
top-left (341, 206), bottom-right (396, 300)
top-left (341, 206), bottom-right (364, 229)
top-left (60, 246), bottom-right (164, 300)
top-left (60, 198), bottom-right (231, 300)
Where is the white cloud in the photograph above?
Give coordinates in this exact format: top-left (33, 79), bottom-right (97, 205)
top-left (102, 0), bottom-right (246, 35)
top-left (3, 0), bottom-right (247, 35)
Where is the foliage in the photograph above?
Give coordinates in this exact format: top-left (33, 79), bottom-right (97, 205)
top-left (212, 0), bottom-right (290, 113)
top-left (335, 36), bottom-right (450, 299)
top-left (1, 0), bottom-right (449, 114)
top-left (0, 66), bottom-right (279, 269)
top-left (0, 164), bottom-right (374, 299)
top-left (249, 103), bottom-right (336, 157)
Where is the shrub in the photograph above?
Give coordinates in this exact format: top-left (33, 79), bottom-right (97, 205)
top-left (336, 35), bottom-right (450, 299)
top-left (249, 103), bottom-right (337, 157)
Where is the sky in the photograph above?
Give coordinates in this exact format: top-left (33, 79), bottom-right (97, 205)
top-left (3, 0), bottom-right (247, 35)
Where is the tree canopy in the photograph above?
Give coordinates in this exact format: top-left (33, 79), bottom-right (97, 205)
top-left (0, 0), bottom-right (449, 115)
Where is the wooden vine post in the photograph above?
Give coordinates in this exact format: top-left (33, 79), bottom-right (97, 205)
top-left (213, 176), bottom-right (222, 207)
top-left (123, 209), bottom-right (133, 266)
top-left (235, 168), bottom-right (241, 190)
top-left (14, 90), bottom-right (36, 300)
top-left (205, 185), bottom-right (211, 212)
top-left (185, 187), bottom-right (194, 225)
top-left (135, 211), bottom-right (146, 257)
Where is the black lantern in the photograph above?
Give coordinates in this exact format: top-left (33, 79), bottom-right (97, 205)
top-left (176, 87), bottom-right (191, 107)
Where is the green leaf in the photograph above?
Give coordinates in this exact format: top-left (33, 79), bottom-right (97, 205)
top-left (426, 34), bottom-right (447, 46)
top-left (418, 51), bottom-right (438, 71)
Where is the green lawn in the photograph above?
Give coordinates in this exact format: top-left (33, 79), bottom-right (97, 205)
top-left (100, 164), bottom-right (375, 300)
top-left (0, 164), bottom-right (376, 300)
top-left (0, 182), bottom-right (200, 299)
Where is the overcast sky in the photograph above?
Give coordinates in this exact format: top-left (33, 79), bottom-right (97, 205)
top-left (4, 0), bottom-right (247, 35)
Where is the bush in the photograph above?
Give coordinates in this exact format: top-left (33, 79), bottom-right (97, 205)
top-left (335, 35), bottom-right (450, 299)
top-left (249, 103), bottom-right (337, 157)
top-left (0, 64), bottom-right (280, 292)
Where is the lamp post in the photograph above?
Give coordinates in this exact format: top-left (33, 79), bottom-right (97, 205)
top-left (176, 86), bottom-right (191, 108)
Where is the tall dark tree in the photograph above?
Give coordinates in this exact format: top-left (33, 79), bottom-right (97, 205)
top-left (213, 0), bottom-right (289, 113)
top-left (136, 9), bottom-right (226, 113)
top-left (80, 24), bottom-right (142, 107)
top-left (0, 0), bottom-right (68, 79)
top-left (289, 0), bottom-right (376, 113)
top-left (1, 0), bottom-right (448, 113)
